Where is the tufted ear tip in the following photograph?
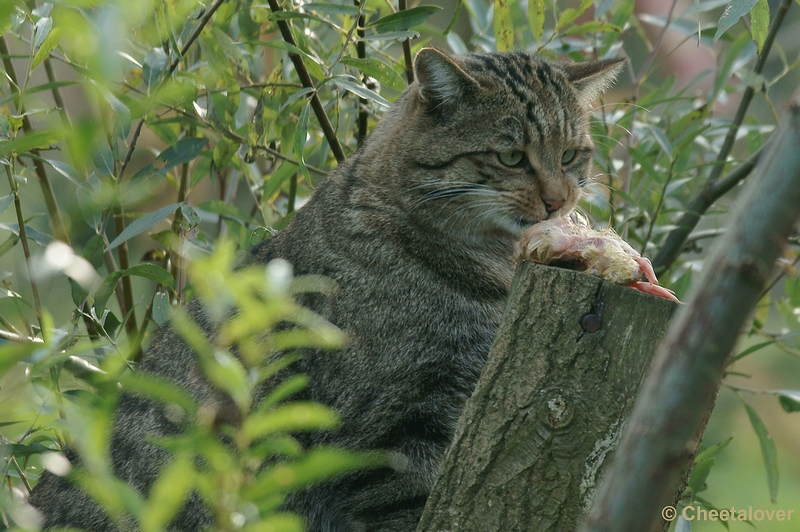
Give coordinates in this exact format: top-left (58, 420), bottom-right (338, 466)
top-left (414, 48), bottom-right (479, 108)
top-left (561, 58), bottom-right (625, 106)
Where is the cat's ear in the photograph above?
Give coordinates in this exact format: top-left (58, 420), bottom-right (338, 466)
top-left (561, 59), bottom-right (625, 107)
top-left (414, 48), bottom-right (479, 107)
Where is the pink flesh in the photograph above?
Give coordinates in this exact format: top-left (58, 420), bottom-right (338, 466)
top-left (630, 282), bottom-right (680, 303)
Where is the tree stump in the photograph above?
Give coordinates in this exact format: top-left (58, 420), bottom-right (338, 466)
top-left (417, 261), bottom-right (678, 532)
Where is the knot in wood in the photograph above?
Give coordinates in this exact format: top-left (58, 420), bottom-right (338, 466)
top-left (545, 394), bottom-right (572, 428)
top-left (581, 313), bottom-right (602, 333)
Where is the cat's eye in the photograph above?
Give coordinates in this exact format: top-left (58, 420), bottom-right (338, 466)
top-left (498, 150), bottom-right (526, 167)
top-left (561, 149), bottom-right (577, 165)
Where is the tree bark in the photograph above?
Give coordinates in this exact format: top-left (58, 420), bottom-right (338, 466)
top-left (417, 262), bottom-right (677, 532)
top-left (581, 90), bottom-right (800, 532)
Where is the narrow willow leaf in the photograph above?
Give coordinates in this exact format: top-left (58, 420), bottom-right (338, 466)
top-left (749, 0), bottom-right (769, 54)
top-left (493, 0), bottom-right (514, 51)
top-left (243, 402), bottom-right (339, 441)
top-left (0, 233), bottom-right (18, 258)
top-left (0, 193), bottom-right (13, 215)
top-left (694, 437), bottom-right (733, 463)
top-left (107, 203), bottom-right (181, 250)
top-left (156, 137), bottom-right (208, 171)
top-left (714, 0), bottom-right (759, 43)
top-left (743, 400), bottom-right (779, 502)
top-left (443, 0), bottom-right (463, 35)
top-left (93, 265), bottom-right (175, 314)
top-left (557, 0), bottom-right (593, 30)
top-left (142, 47), bottom-right (168, 88)
top-left (340, 57), bottom-right (406, 91)
top-left (332, 78), bottom-right (390, 107)
top-left (122, 264), bottom-right (176, 289)
top-left (0, 129), bottom-right (63, 157)
top-left (367, 5), bottom-right (442, 32)
top-left (33, 16), bottom-right (52, 49)
top-left (44, 158), bottom-right (89, 191)
top-left (358, 30), bottom-right (421, 42)
top-left (528, 0), bottom-right (545, 43)
top-left (687, 457), bottom-right (714, 494)
top-left (31, 26), bottom-right (63, 71)
top-left (140, 456), bottom-right (194, 532)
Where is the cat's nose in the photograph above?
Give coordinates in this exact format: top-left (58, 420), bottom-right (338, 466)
top-left (543, 198), bottom-right (565, 213)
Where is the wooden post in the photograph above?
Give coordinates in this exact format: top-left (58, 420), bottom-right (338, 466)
top-left (417, 262), bottom-right (678, 532)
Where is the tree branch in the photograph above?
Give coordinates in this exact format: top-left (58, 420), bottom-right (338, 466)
top-left (652, 143), bottom-right (765, 275)
top-left (652, 0), bottom-right (793, 273)
top-left (267, 0), bottom-right (347, 163)
top-left (398, 0), bottom-right (415, 84)
top-left (0, 37), bottom-right (70, 244)
top-left (583, 90), bottom-right (800, 532)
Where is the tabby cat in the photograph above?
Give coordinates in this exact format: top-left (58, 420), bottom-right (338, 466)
top-left (30, 49), bottom-right (622, 531)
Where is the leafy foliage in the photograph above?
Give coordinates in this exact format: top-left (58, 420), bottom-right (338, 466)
top-left (1, 0), bottom-right (799, 530)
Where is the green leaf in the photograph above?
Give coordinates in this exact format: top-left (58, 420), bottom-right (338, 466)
top-left (0, 193), bottom-right (13, 215)
top-left (246, 447), bottom-right (383, 499)
top-left (688, 456), bottom-right (714, 494)
top-left (0, 223), bottom-right (51, 246)
top-left (197, 200), bottom-right (248, 222)
top-left (714, 0), bottom-right (760, 43)
top-left (157, 137), bottom-right (208, 170)
top-left (742, 400), bottom-right (779, 502)
top-left (528, 0), bottom-right (545, 43)
top-left (94, 264), bottom-right (175, 314)
top-left (241, 513), bottom-right (304, 532)
top-left (242, 402), bottom-right (339, 441)
top-left (0, 233), bottom-right (18, 258)
top-left (713, 31), bottom-right (750, 99)
top-left (728, 339), bottom-right (775, 365)
top-left (107, 203), bottom-right (181, 251)
top-left (0, 129), bottom-right (63, 157)
top-left (493, 0), bottom-right (514, 51)
top-left (33, 16), bottom-right (52, 49)
top-left (143, 47), bottom-right (168, 88)
top-left (443, 0), bottom-right (463, 35)
top-left (140, 456), bottom-right (194, 532)
top-left (358, 30), bottom-right (420, 43)
top-left (31, 26), bottom-right (63, 72)
top-left (260, 375), bottom-right (309, 410)
top-left (563, 21), bottom-right (622, 35)
top-left (749, 0), bottom-right (769, 54)
top-left (695, 437), bottom-right (733, 463)
top-left (340, 57), bottom-right (406, 91)
top-left (124, 263), bottom-right (176, 288)
top-left (44, 158), bottom-right (90, 191)
top-left (331, 78), bottom-right (390, 107)
top-left (770, 389), bottom-right (800, 413)
top-left (367, 5), bottom-right (442, 32)
top-left (557, 0), bottom-right (593, 30)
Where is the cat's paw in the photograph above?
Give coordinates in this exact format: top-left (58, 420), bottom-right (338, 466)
top-left (514, 213), bottom-right (679, 302)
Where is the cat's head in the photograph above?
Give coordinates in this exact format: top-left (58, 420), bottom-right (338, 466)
top-left (399, 49), bottom-right (622, 239)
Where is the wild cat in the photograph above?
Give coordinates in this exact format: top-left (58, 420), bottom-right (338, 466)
top-left (30, 48), bottom-right (623, 531)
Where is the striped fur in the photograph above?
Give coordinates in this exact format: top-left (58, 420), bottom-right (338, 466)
top-left (29, 50), bottom-right (622, 532)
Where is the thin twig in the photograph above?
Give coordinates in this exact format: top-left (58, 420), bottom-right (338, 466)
top-left (253, 144), bottom-right (329, 176)
top-left (653, 143), bottom-right (766, 275)
top-left (0, 326), bottom-right (44, 344)
top-left (653, 0), bottom-right (794, 273)
top-left (168, 0), bottom-right (228, 77)
top-left (355, 0), bottom-right (368, 146)
top-left (0, 37), bottom-right (70, 244)
top-left (398, 0), bottom-right (415, 84)
top-left (267, 0), bottom-right (347, 163)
